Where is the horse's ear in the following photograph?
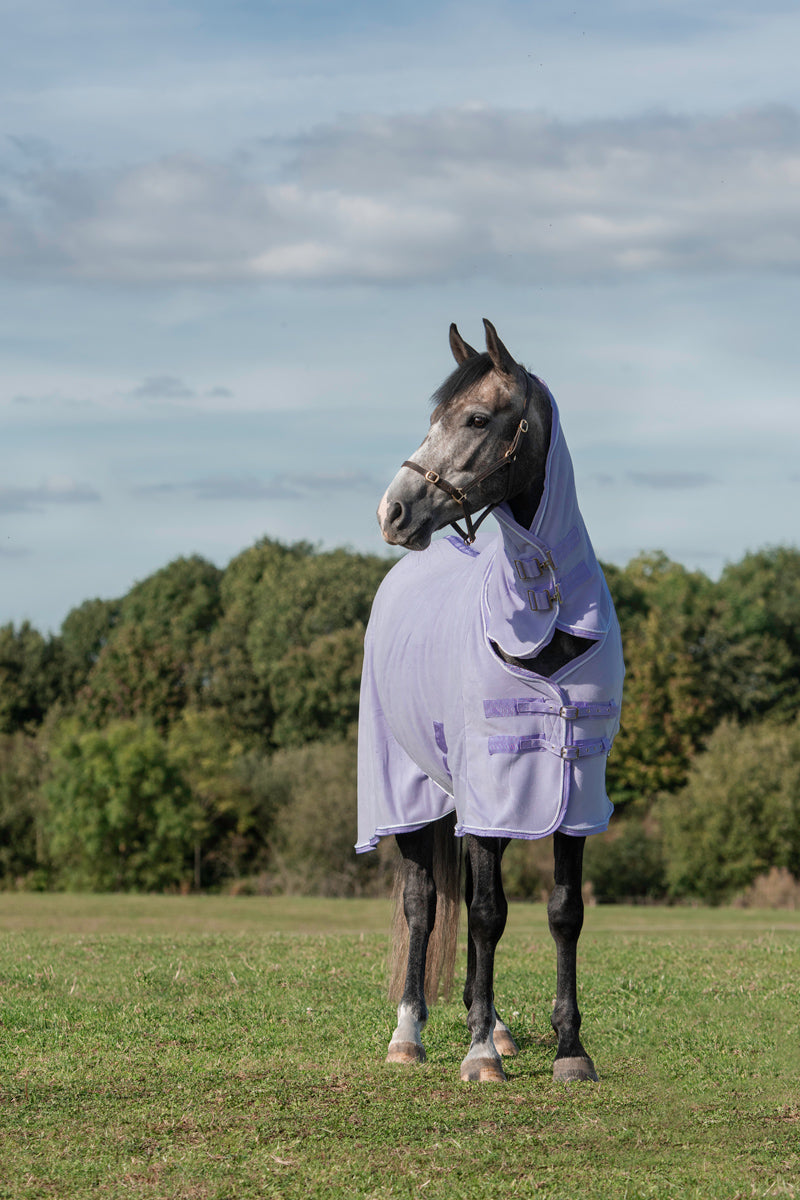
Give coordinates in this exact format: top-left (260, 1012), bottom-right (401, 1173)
top-left (449, 323), bottom-right (479, 365)
top-left (483, 319), bottom-right (517, 376)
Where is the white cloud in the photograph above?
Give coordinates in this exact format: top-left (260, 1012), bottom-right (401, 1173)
top-left (133, 470), bottom-right (379, 502)
top-left (2, 106), bottom-right (799, 286)
top-left (0, 478), bottom-right (101, 513)
top-left (128, 375), bottom-right (197, 401)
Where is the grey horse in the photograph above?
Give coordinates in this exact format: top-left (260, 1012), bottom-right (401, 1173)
top-left (357, 320), bottom-right (624, 1082)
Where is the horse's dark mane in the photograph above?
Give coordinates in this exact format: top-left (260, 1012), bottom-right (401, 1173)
top-left (430, 355), bottom-right (495, 409)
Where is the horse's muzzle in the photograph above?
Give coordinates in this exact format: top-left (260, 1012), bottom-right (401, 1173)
top-left (377, 493), bottom-right (433, 550)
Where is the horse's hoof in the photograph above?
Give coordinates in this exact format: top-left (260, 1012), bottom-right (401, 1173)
top-left (493, 1027), bottom-right (520, 1058)
top-left (386, 1041), bottom-right (426, 1065)
top-left (553, 1055), bottom-right (598, 1083)
top-left (460, 1056), bottom-right (507, 1083)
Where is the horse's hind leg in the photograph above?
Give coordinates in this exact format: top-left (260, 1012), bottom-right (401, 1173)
top-left (548, 832), bottom-right (598, 1082)
top-left (461, 835), bottom-right (507, 1082)
top-left (386, 825), bottom-right (436, 1065)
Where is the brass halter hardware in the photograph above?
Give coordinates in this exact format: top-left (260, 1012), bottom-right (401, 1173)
top-left (401, 373), bottom-right (533, 545)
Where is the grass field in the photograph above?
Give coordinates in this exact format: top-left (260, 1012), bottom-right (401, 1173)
top-left (2, 895), bottom-right (800, 1199)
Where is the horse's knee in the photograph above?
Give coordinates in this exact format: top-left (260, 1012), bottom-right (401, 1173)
top-left (468, 893), bottom-right (507, 946)
top-left (547, 884), bottom-right (583, 943)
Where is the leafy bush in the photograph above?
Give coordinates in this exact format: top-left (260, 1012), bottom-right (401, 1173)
top-left (583, 818), bottom-right (666, 903)
top-left (733, 867), bottom-right (800, 910)
top-left (45, 720), bottom-right (195, 891)
top-left (259, 731), bottom-right (396, 897)
top-left (658, 716), bottom-right (800, 903)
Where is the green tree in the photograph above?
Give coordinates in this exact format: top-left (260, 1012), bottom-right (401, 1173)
top-left (120, 555), bottom-right (222, 644)
top-left (200, 624), bottom-right (273, 741)
top-left (658, 715), bottom-right (800, 903)
top-left (167, 709), bottom-right (261, 887)
top-left (199, 539), bottom-right (314, 739)
top-left (202, 538), bottom-right (392, 745)
top-left (0, 731), bottom-right (49, 886)
top-left (59, 598), bottom-right (120, 703)
top-left (245, 545), bottom-right (390, 673)
top-left (46, 720), bottom-right (194, 891)
top-left (601, 560), bottom-right (649, 629)
top-left (73, 557), bottom-right (223, 732)
top-left (0, 622), bottom-right (62, 733)
top-left (606, 554), bottom-right (715, 805)
top-left (75, 624), bottom-right (190, 732)
top-left (703, 546), bottom-right (800, 725)
top-left (269, 624), bottom-right (365, 748)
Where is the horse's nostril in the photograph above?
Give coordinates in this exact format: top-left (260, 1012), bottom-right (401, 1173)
top-left (388, 500), bottom-right (404, 526)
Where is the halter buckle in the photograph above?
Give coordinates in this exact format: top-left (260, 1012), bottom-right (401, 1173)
top-left (424, 470), bottom-right (440, 484)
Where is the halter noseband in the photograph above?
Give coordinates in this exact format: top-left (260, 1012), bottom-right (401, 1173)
top-left (401, 371), bottom-right (533, 545)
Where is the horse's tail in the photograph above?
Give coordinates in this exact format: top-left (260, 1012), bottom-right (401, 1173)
top-left (388, 812), bottom-right (462, 1004)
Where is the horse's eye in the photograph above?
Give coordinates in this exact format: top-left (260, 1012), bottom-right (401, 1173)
top-left (469, 414), bottom-right (489, 429)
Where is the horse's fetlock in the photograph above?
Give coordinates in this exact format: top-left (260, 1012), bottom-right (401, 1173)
top-left (466, 1004), bottom-right (495, 1045)
top-left (551, 1000), bottom-right (580, 1034)
top-left (398, 998), bottom-right (427, 1026)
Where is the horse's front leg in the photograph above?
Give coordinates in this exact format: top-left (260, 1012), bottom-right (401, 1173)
top-left (461, 835), bottom-right (508, 1082)
top-left (463, 839), bottom-right (519, 1062)
top-left (548, 831), bottom-right (598, 1082)
top-left (386, 826), bottom-right (437, 1065)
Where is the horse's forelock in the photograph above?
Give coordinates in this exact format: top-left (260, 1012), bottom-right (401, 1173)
top-left (430, 354), bottom-right (495, 411)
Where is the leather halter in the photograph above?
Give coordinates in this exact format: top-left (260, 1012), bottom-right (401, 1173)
top-left (401, 371), bottom-right (533, 545)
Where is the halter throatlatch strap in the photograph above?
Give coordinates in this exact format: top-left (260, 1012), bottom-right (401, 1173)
top-left (401, 373), bottom-right (533, 545)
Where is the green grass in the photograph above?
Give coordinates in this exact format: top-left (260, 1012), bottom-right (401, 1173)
top-left (2, 897), bottom-right (800, 1199)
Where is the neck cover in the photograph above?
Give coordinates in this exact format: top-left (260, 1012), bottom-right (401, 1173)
top-left (357, 382), bottom-right (624, 851)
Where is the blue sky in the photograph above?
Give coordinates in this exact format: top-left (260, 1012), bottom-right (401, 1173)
top-left (2, 0), bottom-right (799, 631)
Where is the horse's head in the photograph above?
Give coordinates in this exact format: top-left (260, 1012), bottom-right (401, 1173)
top-left (378, 319), bottom-right (551, 550)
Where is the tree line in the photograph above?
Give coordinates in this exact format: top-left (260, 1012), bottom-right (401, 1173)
top-left (2, 539), bottom-right (799, 902)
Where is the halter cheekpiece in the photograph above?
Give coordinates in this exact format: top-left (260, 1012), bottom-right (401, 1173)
top-left (400, 372), bottom-right (533, 545)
